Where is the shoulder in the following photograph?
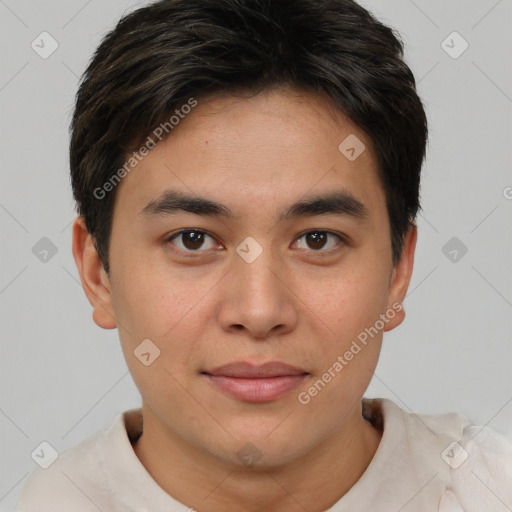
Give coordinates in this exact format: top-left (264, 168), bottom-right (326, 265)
top-left (439, 423), bottom-right (512, 512)
top-left (15, 412), bottom-right (128, 512)
top-left (16, 439), bottom-right (101, 511)
top-left (381, 399), bottom-right (512, 511)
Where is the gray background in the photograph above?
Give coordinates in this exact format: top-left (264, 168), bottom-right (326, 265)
top-left (1, 0), bottom-right (511, 510)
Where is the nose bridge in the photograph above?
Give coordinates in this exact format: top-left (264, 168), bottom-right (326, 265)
top-left (217, 234), bottom-right (298, 337)
top-left (234, 234), bottom-right (282, 304)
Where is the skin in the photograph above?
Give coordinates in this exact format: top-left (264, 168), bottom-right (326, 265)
top-left (73, 86), bottom-right (417, 512)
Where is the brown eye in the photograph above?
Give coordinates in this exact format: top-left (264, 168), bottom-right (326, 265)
top-left (306, 231), bottom-right (327, 250)
top-left (294, 230), bottom-right (343, 252)
top-left (167, 229), bottom-right (218, 253)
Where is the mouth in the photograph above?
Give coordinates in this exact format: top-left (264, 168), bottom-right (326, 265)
top-left (201, 361), bottom-right (310, 402)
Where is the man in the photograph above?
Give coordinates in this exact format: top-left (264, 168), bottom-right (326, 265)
top-left (16, 0), bottom-right (512, 510)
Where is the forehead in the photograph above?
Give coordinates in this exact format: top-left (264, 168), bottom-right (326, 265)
top-left (113, 87), bottom-right (384, 219)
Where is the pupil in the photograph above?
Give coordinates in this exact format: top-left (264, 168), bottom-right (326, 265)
top-left (307, 231), bottom-right (326, 250)
top-left (184, 231), bottom-right (204, 250)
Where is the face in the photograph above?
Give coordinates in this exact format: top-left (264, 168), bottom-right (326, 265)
top-left (74, 87), bottom-right (415, 468)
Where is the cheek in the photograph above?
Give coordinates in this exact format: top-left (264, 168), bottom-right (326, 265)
top-left (109, 257), bottom-right (227, 382)
top-left (111, 265), bottom-right (214, 411)
top-left (298, 263), bottom-right (388, 400)
top-left (297, 272), bottom-right (386, 415)
top-left (110, 254), bottom-right (216, 337)
top-left (303, 264), bottom-right (390, 342)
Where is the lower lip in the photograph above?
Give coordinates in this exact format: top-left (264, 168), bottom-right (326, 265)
top-left (204, 374), bottom-right (308, 402)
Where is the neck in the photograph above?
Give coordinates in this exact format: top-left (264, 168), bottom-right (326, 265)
top-left (133, 401), bottom-right (382, 512)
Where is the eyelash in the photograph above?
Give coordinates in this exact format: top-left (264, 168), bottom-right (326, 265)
top-left (164, 229), bottom-right (346, 256)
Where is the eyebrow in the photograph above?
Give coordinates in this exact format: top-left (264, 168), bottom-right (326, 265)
top-left (140, 189), bottom-right (368, 222)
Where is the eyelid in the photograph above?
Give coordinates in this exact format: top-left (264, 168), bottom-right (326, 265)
top-left (166, 228), bottom-right (213, 240)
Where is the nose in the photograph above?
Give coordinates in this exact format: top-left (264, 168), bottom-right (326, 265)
top-left (216, 243), bottom-right (298, 340)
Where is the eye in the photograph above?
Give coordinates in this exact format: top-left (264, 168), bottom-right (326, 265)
top-left (293, 230), bottom-right (344, 252)
top-left (165, 228), bottom-right (345, 256)
top-left (165, 229), bottom-right (220, 253)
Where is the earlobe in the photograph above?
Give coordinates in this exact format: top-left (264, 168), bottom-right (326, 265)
top-left (72, 216), bottom-right (117, 330)
top-left (383, 223), bottom-right (417, 332)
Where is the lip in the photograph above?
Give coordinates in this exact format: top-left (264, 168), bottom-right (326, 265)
top-left (204, 361), bottom-right (308, 378)
top-left (202, 361), bottom-right (309, 402)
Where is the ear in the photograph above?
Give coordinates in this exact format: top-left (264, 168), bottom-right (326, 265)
top-left (383, 222), bottom-right (417, 332)
top-left (72, 216), bottom-right (117, 329)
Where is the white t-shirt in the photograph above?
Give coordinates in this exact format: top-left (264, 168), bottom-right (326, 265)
top-left (15, 398), bottom-right (512, 511)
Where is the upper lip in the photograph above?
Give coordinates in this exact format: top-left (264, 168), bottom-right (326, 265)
top-left (203, 361), bottom-right (309, 378)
